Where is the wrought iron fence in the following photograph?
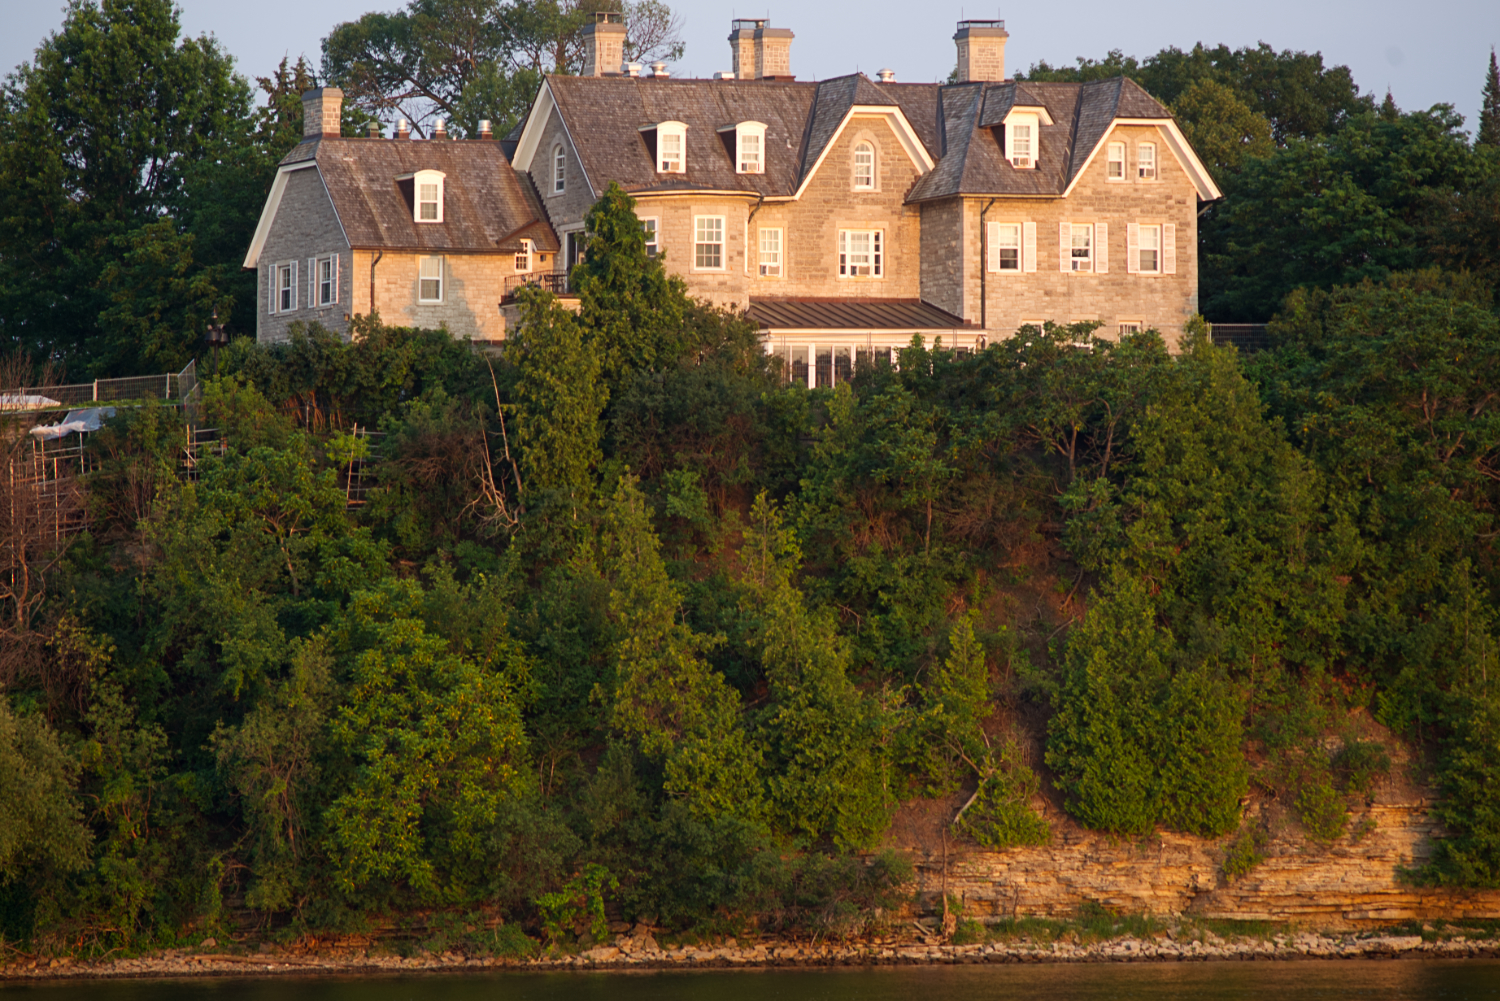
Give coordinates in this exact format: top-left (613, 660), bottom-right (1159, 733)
top-left (501, 271), bottom-right (572, 303)
top-left (1209, 324), bottom-right (1270, 352)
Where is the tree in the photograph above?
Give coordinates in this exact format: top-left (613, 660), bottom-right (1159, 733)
top-left (322, 0), bottom-right (683, 138)
top-left (574, 181), bottom-right (690, 378)
top-left (0, 697), bottom-right (90, 882)
top-left (1171, 78), bottom-right (1274, 178)
top-left (0, 0), bottom-right (251, 373)
top-left (1480, 48), bottom-right (1500, 148)
top-left (509, 289), bottom-right (608, 519)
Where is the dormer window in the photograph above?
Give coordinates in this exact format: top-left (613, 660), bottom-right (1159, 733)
top-left (515, 239), bottom-right (531, 272)
top-left (408, 169), bottom-right (445, 223)
top-left (655, 121), bottom-right (687, 173)
top-left (1001, 108), bottom-right (1050, 170)
top-left (738, 121), bottom-right (766, 173)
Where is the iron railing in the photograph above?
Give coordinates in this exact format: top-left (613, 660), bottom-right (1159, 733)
top-left (1209, 324), bottom-right (1271, 352)
top-left (501, 272), bottom-right (572, 303)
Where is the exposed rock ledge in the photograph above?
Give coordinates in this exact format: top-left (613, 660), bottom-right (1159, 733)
top-left (911, 801), bottom-right (1500, 928)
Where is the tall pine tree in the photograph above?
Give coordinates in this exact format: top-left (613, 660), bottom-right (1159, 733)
top-left (1481, 48), bottom-right (1500, 147)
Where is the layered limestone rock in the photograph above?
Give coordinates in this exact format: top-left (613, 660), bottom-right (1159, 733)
top-left (912, 801), bottom-right (1500, 928)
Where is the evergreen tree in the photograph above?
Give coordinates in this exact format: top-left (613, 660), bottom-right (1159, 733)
top-left (1480, 48), bottom-right (1500, 147)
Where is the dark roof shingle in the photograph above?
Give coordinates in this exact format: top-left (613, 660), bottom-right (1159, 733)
top-left (747, 296), bottom-right (974, 330)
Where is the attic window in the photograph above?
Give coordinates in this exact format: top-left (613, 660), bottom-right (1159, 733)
top-left (731, 121), bottom-right (766, 173)
top-left (655, 121), bottom-right (687, 173)
top-left (853, 143), bottom-right (875, 189)
top-left (411, 169), bottom-right (446, 223)
top-left (1005, 114), bottom-right (1038, 169)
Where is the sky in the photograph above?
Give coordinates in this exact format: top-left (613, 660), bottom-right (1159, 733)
top-left (4, 0), bottom-right (1498, 132)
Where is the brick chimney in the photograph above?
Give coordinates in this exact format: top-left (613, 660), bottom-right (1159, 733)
top-left (582, 12), bottom-right (626, 77)
top-left (302, 87), bottom-right (343, 139)
top-left (954, 20), bottom-right (1007, 83)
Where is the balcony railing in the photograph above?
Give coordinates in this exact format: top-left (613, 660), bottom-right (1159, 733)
top-left (1209, 323), bottom-right (1270, 352)
top-left (501, 272), bottom-right (572, 303)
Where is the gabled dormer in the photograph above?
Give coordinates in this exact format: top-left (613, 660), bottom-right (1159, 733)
top-left (397, 169), bottom-right (446, 223)
top-left (640, 120), bottom-right (688, 174)
top-left (999, 105), bottom-right (1053, 170)
top-left (717, 121), bottom-right (767, 174)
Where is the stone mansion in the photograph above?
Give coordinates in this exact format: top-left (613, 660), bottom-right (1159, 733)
top-left (244, 16), bottom-right (1221, 384)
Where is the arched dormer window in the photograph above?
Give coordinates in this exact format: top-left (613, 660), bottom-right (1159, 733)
top-left (412, 169), bottom-right (445, 222)
top-left (736, 121), bottom-right (766, 173)
top-left (853, 142), bottom-right (874, 190)
top-left (552, 144), bottom-right (566, 194)
top-left (655, 121), bottom-right (687, 173)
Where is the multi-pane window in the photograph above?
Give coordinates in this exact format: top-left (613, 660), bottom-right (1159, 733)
top-left (419, 255), bottom-right (443, 302)
top-left (316, 255), bottom-right (337, 305)
top-left (275, 262), bottom-right (296, 312)
top-left (993, 223), bottom-right (1020, 271)
top-left (1106, 141), bottom-right (1125, 180)
top-left (839, 229), bottom-right (882, 277)
top-left (1118, 322), bottom-right (1143, 335)
top-left (1138, 142), bottom-right (1157, 180)
top-left (853, 143), bottom-right (874, 189)
top-left (515, 240), bottom-right (531, 272)
top-left (694, 216), bottom-right (724, 269)
top-left (1011, 124), bottom-right (1033, 168)
top-left (553, 145), bottom-right (565, 193)
top-left (641, 218), bottom-right (658, 258)
top-left (759, 227), bottom-right (782, 277)
top-left (740, 131), bottom-right (762, 173)
top-left (1138, 224), bottom-right (1161, 273)
top-left (1070, 224), bottom-right (1093, 272)
top-left (658, 124), bottom-right (686, 173)
top-left (418, 183), bottom-right (439, 220)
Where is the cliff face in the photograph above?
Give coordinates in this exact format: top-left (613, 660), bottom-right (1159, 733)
top-left (909, 800), bottom-right (1500, 929)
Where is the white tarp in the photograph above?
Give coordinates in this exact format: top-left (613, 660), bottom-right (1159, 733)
top-left (29, 407), bottom-right (115, 440)
top-left (0, 394), bottom-right (62, 411)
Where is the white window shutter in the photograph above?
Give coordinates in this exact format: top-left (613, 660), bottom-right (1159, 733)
top-left (308, 258), bottom-right (316, 307)
top-left (986, 221), bottom-right (999, 273)
top-left (291, 260), bottom-right (298, 310)
top-left (332, 254), bottom-right (340, 303)
top-left (1059, 221), bottom-right (1071, 273)
top-left (1163, 223), bottom-right (1177, 274)
top-left (1023, 221), bottom-right (1037, 273)
top-left (1127, 223), bottom-right (1139, 275)
top-left (1095, 223), bottom-right (1109, 274)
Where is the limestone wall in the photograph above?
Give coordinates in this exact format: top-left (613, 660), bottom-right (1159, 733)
top-left (908, 800), bottom-right (1500, 929)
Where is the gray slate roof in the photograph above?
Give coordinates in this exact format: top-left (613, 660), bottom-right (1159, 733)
top-left (543, 72), bottom-right (1174, 204)
top-left (282, 137), bottom-right (558, 253)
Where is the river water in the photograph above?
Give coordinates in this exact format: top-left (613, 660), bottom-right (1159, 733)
top-left (5, 962), bottom-right (1500, 1001)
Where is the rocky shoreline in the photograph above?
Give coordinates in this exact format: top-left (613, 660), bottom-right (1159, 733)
top-left (5, 930), bottom-right (1499, 981)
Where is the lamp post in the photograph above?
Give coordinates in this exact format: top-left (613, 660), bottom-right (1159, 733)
top-left (204, 308), bottom-right (228, 375)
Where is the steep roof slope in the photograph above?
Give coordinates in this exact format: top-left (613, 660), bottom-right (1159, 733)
top-left (282, 137), bottom-right (556, 252)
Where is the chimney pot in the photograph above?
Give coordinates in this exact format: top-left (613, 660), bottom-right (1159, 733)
top-left (877, 68), bottom-right (896, 82)
top-left (625, 62), bottom-right (642, 77)
top-left (301, 87), bottom-right (344, 139)
top-left (433, 118), bottom-right (447, 139)
top-left (649, 61), bottom-right (669, 78)
top-left (478, 119), bottom-right (493, 139)
top-left (396, 118), bottom-right (411, 140)
top-left (367, 121), bottom-right (383, 138)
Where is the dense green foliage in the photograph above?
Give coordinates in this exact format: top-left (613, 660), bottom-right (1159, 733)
top-left (6, 2), bottom-right (1500, 953)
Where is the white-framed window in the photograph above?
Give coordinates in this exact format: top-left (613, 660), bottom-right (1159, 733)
top-left (515, 239), bottom-right (531, 272)
top-left (552, 144), bottom-right (566, 194)
top-left (988, 222), bottom-right (1021, 272)
top-left (1068, 223), bottom-right (1093, 273)
top-left (736, 122), bottom-right (766, 173)
top-left (405, 168), bottom-right (445, 223)
top-left (759, 227), bottom-right (782, 277)
top-left (838, 229), bottom-right (882, 278)
top-left (694, 216), bottom-right (724, 270)
top-left (1138, 142), bottom-right (1157, 180)
top-left (1106, 141), bottom-right (1125, 181)
top-left (1138, 224), bottom-right (1160, 273)
top-left (641, 217), bottom-right (658, 258)
top-left (657, 121), bottom-right (687, 173)
top-left (1006, 113), bottom-right (1038, 169)
top-left (419, 255), bottom-right (444, 303)
top-left (1118, 321), bottom-right (1143, 335)
top-left (273, 260), bottom-right (297, 313)
top-left (315, 254), bottom-right (338, 306)
top-left (853, 142), bottom-right (875, 189)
